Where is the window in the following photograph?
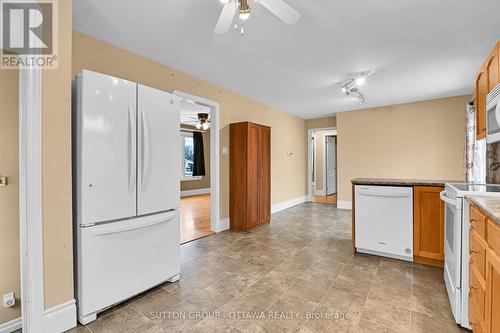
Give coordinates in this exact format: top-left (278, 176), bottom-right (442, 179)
top-left (181, 132), bottom-right (201, 181)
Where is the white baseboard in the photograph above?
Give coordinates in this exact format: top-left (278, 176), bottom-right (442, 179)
top-left (180, 188), bottom-right (210, 197)
top-left (216, 218), bottom-right (230, 232)
top-left (337, 200), bottom-right (352, 210)
top-left (0, 318), bottom-right (21, 333)
top-left (272, 196), bottom-right (307, 214)
top-left (0, 299), bottom-right (77, 333)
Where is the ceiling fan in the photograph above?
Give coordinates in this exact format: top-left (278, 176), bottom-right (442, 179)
top-left (214, 0), bottom-right (301, 35)
top-left (185, 113), bottom-right (211, 130)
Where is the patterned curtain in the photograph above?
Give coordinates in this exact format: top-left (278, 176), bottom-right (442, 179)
top-left (466, 102), bottom-right (486, 183)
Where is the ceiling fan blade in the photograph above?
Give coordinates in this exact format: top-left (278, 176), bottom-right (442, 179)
top-left (258, 0), bottom-right (300, 25)
top-left (214, 1), bottom-right (237, 34)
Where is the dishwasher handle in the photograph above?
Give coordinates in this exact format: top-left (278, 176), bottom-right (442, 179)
top-left (356, 188), bottom-right (411, 198)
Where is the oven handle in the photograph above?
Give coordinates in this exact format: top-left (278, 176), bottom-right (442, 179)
top-left (440, 190), bottom-right (459, 209)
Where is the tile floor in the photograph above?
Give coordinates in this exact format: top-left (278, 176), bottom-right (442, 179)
top-left (68, 203), bottom-right (465, 333)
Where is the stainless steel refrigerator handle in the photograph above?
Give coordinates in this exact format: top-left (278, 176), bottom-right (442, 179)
top-left (128, 105), bottom-right (135, 193)
top-left (140, 107), bottom-right (151, 193)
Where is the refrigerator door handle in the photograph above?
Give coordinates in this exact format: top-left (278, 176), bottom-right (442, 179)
top-left (140, 107), bottom-right (151, 193)
top-left (91, 212), bottom-right (176, 236)
top-left (127, 105), bottom-right (135, 193)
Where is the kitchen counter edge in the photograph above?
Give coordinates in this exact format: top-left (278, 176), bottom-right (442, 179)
top-left (351, 178), bottom-right (464, 187)
top-left (465, 195), bottom-right (500, 226)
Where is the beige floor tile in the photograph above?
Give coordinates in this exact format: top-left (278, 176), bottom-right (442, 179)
top-left (355, 319), bottom-right (400, 333)
top-left (86, 305), bottom-right (150, 333)
top-left (129, 321), bottom-right (165, 333)
top-left (130, 289), bottom-right (182, 317)
top-left (412, 265), bottom-right (445, 285)
top-left (185, 285), bottom-right (233, 311)
top-left (410, 311), bottom-right (465, 332)
top-left (287, 278), bottom-right (330, 304)
top-left (151, 300), bottom-right (202, 332)
top-left (359, 298), bottom-right (410, 332)
top-left (411, 280), bottom-right (455, 322)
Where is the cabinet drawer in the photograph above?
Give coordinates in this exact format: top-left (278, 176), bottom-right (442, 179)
top-left (487, 219), bottom-right (500, 254)
top-left (470, 229), bottom-right (487, 280)
top-left (469, 266), bottom-right (486, 324)
top-left (470, 206), bottom-right (487, 238)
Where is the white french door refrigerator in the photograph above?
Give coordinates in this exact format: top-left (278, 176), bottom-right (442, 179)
top-left (73, 70), bottom-right (181, 324)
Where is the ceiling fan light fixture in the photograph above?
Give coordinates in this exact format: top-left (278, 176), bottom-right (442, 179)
top-left (219, 0), bottom-right (230, 4)
top-left (195, 123), bottom-right (202, 130)
top-left (239, 0), bottom-right (250, 20)
top-left (202, 122), bottom-right (210, 130)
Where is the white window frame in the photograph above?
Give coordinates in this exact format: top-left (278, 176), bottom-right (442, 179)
top-left (180, 131), bottom-right (202, 181)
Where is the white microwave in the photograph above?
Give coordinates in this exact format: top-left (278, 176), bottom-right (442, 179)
top-left (486, 83), bottom-right (500, 143)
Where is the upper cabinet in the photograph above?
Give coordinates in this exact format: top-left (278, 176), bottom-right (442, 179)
top-left (475, 41), bottom-right (500, 141)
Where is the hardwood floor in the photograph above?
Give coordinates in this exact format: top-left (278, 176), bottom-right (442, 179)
top-left (180, 194), bottom-right (212, 244)
top-left (313, 193), bottom-right (337, 204)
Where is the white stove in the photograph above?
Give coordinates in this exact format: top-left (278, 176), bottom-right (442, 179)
top-left (441, 183), bottom-right (500, 329)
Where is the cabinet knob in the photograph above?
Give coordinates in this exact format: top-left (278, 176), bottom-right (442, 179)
top-left (0, 175), bottom-right (7, 187)
top-left (470, 250), bottom-right (479, 255)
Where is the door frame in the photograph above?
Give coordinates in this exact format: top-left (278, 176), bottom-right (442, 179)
top-left (173, 91), bottom-right (222, 232)
top-left (324, 135), bottom-right (337, 196)
top-left (18, 56), bottom-right (46, 330)
top-left (307, 127), bottom-right (337, 201)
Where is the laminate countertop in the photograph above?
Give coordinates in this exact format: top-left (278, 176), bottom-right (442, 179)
top-left (465, 195), bottom-right (500, 225)
top-left (351, 178), bottom-right (464, 187)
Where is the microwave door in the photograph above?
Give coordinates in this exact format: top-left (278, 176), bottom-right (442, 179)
top-left (487, 102), bottom-right (500, 143)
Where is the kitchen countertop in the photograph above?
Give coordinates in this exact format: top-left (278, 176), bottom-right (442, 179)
top-left (351, 178), bottom-right (464, 187)
top-left (465, 195), bottom-right (500, 225)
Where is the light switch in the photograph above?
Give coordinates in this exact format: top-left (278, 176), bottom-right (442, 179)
top-left (222, 146), bottom-right (229, 155)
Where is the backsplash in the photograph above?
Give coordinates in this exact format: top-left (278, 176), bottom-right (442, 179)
top-left (487, 142), bottom-right (500, 184)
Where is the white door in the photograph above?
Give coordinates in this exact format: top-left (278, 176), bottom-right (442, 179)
top-left (76, 70), bottom-right (137, 225)
top-left (326, 136), bottom-right (336, 195)
top-left (137, 84), bottom-right (181, 215)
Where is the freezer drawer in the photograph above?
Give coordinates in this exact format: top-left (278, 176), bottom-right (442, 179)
top-left (355, 185), bottom-right (413, 261)
top-left (76, 210), bottom-right (180, 324)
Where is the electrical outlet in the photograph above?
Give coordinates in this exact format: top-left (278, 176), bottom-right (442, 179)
top-left (3, 292), bottom-right (15, 308)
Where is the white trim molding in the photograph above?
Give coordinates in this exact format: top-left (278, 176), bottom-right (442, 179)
top-left (337, 200), bottom-right (352, 210)
top-left (44, 299), bottom-right (77, 333)
top-left (180, 188), bottom-right (210, 197)
top-left (0, 300), bottom-right (76, 333)
top-left (0, 318), bottom-right (22, 333)
top-left (307, 127), bottom-right (337, 202)
top-left (313, 189), bottom-right (326, 196)
top-left (19, 63), bottom-right (45, 332)
top-left (272, 196), bottom-right (307, 214)
top-left (218, 218), bottom-right (230, 232)
top-left (173, 91), bottom-right (220, 234)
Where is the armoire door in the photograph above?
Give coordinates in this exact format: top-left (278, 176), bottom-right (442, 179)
top-left (247, 125), bottom-right (260, 228)
top-left (258, 126), bottom-right (271, 224)
top-left (137, 84), bottom-right (181, 216)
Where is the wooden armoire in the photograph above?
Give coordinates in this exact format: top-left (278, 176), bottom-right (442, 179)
top-left (230, 122), bottom-right (271, 231)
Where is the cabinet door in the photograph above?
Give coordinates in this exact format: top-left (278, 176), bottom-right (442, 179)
top-left (485, 249), bottom-right (500, 333)
top-left (137, 84), bottom-right (180, 216)
top-left (413, 186), bottom-right (445, 265)
top-left (77, 70), bottom-right (137, 225)
top-left (486, 44), bottom-right (499, 91)
top-left (247, 125), bottom-right (260, 228)
top-left (476, 68), bottom-right (488, 140)
top-left (258, 126), bottom-right (271, 224)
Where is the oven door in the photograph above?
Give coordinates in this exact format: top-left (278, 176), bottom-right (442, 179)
top-left (440, 190), bottom-right (462, 323)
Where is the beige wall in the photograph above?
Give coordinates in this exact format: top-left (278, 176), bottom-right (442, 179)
top-left (72, 32), bottom-right (307, 219)
top-left (181, 127), bottom-right (211, 191)
top-left (337, 96), bottom-right (468, 202)
top-left (305, 116), bottom-right (337, 129)
top-left (42, 0), bottom-right (74, 308)
top-left (0, 68), bottom-right (20, 324)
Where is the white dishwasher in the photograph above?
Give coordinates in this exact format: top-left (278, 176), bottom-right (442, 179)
top-left (355, 185), bottom-right (413, 261)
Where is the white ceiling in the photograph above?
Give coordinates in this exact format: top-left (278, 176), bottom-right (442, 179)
top-left (73, 0), bottom-right (500, 119)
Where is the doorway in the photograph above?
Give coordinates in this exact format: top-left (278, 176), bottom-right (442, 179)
top-left (308, 128), bottom-right (337, 205)
top-left (174, 91), bottom-right (220, 244)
